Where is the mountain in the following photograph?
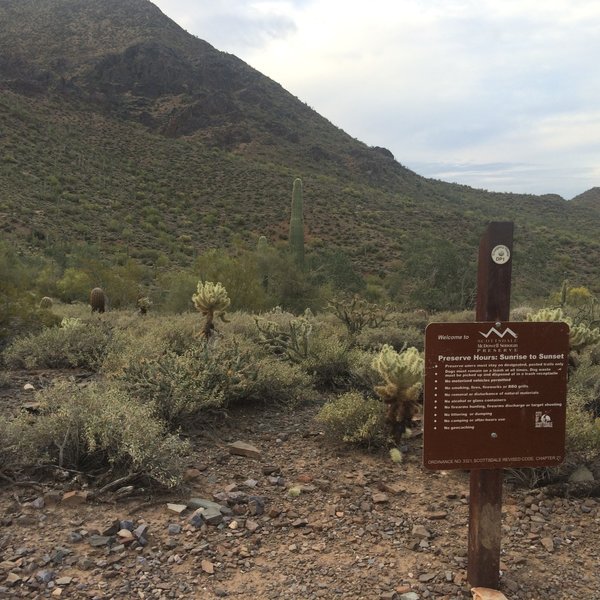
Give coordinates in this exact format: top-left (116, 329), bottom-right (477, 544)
top-left (0, 0), bottom-right (598, 303)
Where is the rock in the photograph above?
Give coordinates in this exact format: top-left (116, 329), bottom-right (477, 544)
top-left (88, 535), bottom-right (111, 547)
top-left (372, 493), bottom-right (389, 504)
top-left (228, 441), bottom-right (261, 459)
top-left (201, 559), bottom-right (215, 574)
top-left (184, 468), bottom-right (203, 481)
top-left (167, 503), bottom-right (187, 514)
top-left (426, 511), bottom-right (448, 520)
top-left (167, 523), bottom-right (182, 535)
top-left (262, 465), bottom-right (280, 475)
top-left (187, 498), bottom-right (224, 512)
top-left (56, 576), bottom-right (73, 585)
top-left (246, 519), bottom-right (259, 532)
top-left (292, 518), bottom-right (308, 528)
top-left (43, 491), bottom-right (63, 506)
top-left (471, 588), bottom-right (509, 600)
top-left (117, 529), bottom-right (134, 540)
top-left (68, 532), bottom-right (83, 543)
top-left (541, 537), bottom-right (554, 552)
top-left (189, 509), bottom-right (205, 528)
top-left (31, 496), bottom-right (45, 509)
top-left (568, 465), bottom-right (595, 483)
top-left (201, 507), bottom-right (223, 525)
top-left (418, 572), bottom-right (436, 583)
top-left (52, 589), bottom-right (64, 597)
top-left (5, 572), bottom-right (22, 586)
top-left (61, 491), bottom-right (88, 506)
top-left (36, 569), bottom-right (55, 584)
top-left (399, 593), bottom-right (419, 600)
top-left (411, 524), bottom-right (431, 539)
top-left (23, 383), bottom-right (35, 390)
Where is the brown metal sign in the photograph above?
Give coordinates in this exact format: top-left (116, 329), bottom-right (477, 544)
top-left (424, 321), bottom-right (569, 470)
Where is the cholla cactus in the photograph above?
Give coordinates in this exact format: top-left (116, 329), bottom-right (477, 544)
top-left (192, 281), bottom-right (231, 339)
top-left (526, 308), bottom-right (600, 352)
top-left (60, 317), bottom-right (82, 330)
top-left (372, 345), bottom-right (424, 442)
top-left (137, 296), bottom-right (152, 316)
top-left (254, 316), bottom-right (312, 362)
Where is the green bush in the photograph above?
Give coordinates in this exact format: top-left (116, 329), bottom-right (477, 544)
top-left (102, 313), bottom-right (197, 376)
top-left (1, 380), bottom-right (190, 487)
top-left (120, 337), bottom-right (313, 427)
top-left (303, 335), bottom-right (373, 392)
top-left (3, 317), bottom-right (112, 370)
top-left (356, 325), bottom-right (424, 352)
top-left (316, 391), bottom-right (386, 446)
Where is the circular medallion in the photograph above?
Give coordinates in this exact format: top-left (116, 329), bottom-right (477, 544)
top-left (491, 245), bottom-right (510, 264)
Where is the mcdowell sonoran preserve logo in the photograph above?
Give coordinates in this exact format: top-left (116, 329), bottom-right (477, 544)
top-left (479, 327), bottom-right (518, 339)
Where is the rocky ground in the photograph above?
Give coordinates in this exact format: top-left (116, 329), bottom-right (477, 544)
top-left (1, 378), bottom-right (600, 600)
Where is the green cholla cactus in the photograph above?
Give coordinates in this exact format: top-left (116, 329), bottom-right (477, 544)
top-left (137, 296), bottom-right (152, 315)
top-left (60, 317), bottom-right (82, 330)
top-left (526, 307), bottom-right (566, 323)
top-left (328, 295), bottom-right (393, 337)
top-left (192, 281), bottom-right (231, 339)
top-left (526, 307), bottom-right (600, 352)
top-left (569, 324), bottom-right (600, 351)
top-left (254, 316), bottom-right (312, 363)
top-left (289, 178), bottom-right (305, 267)
top-left (39, 297), bottom-right (53, 309)
top-left (372, 345), bottom-right (424, 442)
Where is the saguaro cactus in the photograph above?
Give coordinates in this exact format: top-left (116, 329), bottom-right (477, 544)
top-left (90, 287), bottom-right (106, 313)
top-left (289, 178), bottom-right (305, 268)
top-left (257, 235), bottom-right (270, 291)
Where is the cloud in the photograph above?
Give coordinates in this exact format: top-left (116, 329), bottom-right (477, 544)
top-left (153, 0), bottom-right (299, 52)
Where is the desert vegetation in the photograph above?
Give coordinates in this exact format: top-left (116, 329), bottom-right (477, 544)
top-left (1, 266), bottom-right (598, 493)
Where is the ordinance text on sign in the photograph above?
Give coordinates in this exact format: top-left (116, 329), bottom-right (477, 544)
top-left (423, 321), bottom-right (569, 470)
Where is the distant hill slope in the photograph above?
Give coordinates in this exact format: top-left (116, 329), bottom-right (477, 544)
top-left (0, 0), bottom-right (598, 302)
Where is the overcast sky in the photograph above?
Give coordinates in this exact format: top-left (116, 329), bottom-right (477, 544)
top-left (153, 0), bottom-right (600, 199)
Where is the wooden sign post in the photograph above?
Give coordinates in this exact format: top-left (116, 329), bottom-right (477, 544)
top-left (468, 221), bottom-right (514, 588)
top-left (423, 222), bottom-right (570, 590)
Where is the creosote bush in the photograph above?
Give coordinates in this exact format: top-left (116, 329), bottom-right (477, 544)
top-left (1, 380), bottom-right (190, 487)
top-left (3, 317), bottom-right (112, 370)
top-left (317, 391), bottom-right (386, 446)
top-left (120, 337), bottom-right (313, 428)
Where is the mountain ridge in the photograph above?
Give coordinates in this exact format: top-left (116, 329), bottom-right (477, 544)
top-left (0, 0), bottom-right (598, 302)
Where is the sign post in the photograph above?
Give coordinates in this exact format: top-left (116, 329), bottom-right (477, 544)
top-left (423, 222), bottom-right (569, 589)
top-left (469, 221), bottom-right (514, 589)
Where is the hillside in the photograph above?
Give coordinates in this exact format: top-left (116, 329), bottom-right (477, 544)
top-left (0, 0), bottom-right (599, 303)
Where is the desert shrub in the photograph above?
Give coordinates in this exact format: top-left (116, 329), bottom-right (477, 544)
top-left (102, 313), bottom-right (198, 376)
top-left (120, 337), bottom-right (313, 427)
top-left (394, 310), bottom-right (429, 331)
top-left (1, 380), bottom-right (190, 487)
top-left (252, 357), bottom-right (315, 406)
top-left (303, 336), bottom-right (372, 392)
top-left (356, 325), bottom-right (423, 352)
top-left (510, 306), bottom-right (536, 321)
top-left (566, 382), bottom-right (600, 457)
top-left (316, 391), bottom-right (386, 446)
top-left (428, 309), bottom-right (475, 323)
top-left (3, 317), bottom-right (112, 370)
